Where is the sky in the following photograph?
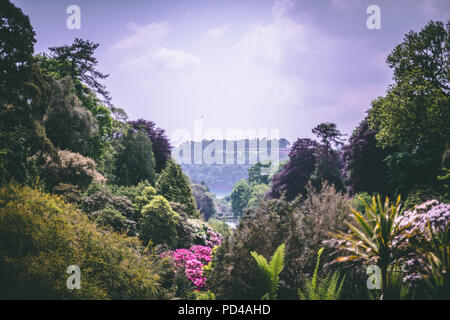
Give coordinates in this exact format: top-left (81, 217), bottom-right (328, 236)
top-left (12, 0), bottom-right (450, 145)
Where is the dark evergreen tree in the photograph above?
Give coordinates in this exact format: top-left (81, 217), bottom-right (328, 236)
top-left (113, 129), bottom-right (156, 186)
top-left (0, 0), bottom-right (56, 184)
top-left (310, 123), bottom-right (345, 192)
top-left (342, 118), bottom-right (391, 195)
top-left (44, 77), bottom-right (98, 155)
top-left (156, 158), bottom-right (197, 217)
top-left (128, 119), bottom-right (172, 173)
top-left (191, 183), bottom-right (217, 221)
top-left (48, 38), bottom-right (112, 106)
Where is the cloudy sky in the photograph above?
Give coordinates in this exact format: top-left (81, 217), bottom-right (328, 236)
top-left (12, 0), bottom-right (450, 144)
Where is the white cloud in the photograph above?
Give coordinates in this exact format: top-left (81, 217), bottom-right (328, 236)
top-left (125, 47), bottom-right (199, 70)
top-left (236, 0), bottom-right (309, 65)
top-left (111, 22), bottom-right (199, 71)
top-left (113, 22), bottom-right (170, 50)
top-left (206, 25), bottom-right (230, 38)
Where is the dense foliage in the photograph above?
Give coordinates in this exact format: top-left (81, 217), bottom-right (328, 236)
top-left (114, 129), bottom-right (157, 186)
top-left (191, 183), bottom-right (217, 220)
top-left (0, 184), bottom-right (163, 299)
top-left (129, 119), bottom-right (172, 173)
top-left (1, 1), bottom-right (448, 300)
top-left (156, 158), bottom-right (198, 218)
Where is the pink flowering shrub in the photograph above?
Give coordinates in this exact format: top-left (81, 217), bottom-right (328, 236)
top-left (163, 224), bottom-right (222, 295)
top-left (206, 230), bottom-right (222, 248)
top-left (188, 219), bottom-right (223, 248)
top-left (172, 245), bottom-right (214, 290)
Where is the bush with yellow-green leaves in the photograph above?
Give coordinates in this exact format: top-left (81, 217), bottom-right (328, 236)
top-left (0, 184), bottom-right (165, 299)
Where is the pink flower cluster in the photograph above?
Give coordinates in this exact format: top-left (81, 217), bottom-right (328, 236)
top-left (172, 245), bottom-right (213, 289)
top-left (206, 230), bottom-right (222, 248)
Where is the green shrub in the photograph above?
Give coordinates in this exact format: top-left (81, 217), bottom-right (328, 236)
top-left (208, 218), bottom-right (232, 239)
top-left (209, 183), bottom-right (351, 299)
top-left (91, 206), bottom-right (137, 236)
top-left (39, 150), bottom-right (106, 191)
top-left (81, 189), bottom-right (137, 221)
top-left (0, 184), bottom-right (163, 299)
top-left (187, 290), bottom-right (216, 300)
top-left (134, 186), bottom-right (157, 212)
top-left (138, 195), bottom-right (179, 248)
top-left (404, 187), bottom-right (443, 210)
top-left (156, 158), bottom-right (198, 218)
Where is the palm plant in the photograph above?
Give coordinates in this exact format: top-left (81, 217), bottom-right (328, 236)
top-left (298, 248), bottom-right (345, 300)
top-left (330, 195), bottom-right (410, 299)
top-left (409, 222), bottom-right (450, 299)
top-left (250, 243), bottom-right (285, 300)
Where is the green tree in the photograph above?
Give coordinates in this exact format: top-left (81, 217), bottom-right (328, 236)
top-left (311, 122), bottom-right (345, 149)
top-left (48, 38), bottom-right (112, 106)
top-left (247, 183), bottom-right (270, 209)
top-left (0, 1), bottom-right (57, 184)
top-left (248, 162), bottom-right (271, 185)
top-left (36, 54), bottom-right (115, 164)
top-left (156, 158), bottom-right (198, 217)
top-left (311, 123), bottom-right (345, 192)
top-left (191, 183), bottom-right (217, 220)
top-left (138, 195), bottom-right (179, 248)
top-left (114, 129), bottom-right (156, 186)
top-left (230, 179), bottom-right (251, 216)
top-left (368, 20), bottom-right (450, 195)
top-left (44, 77), bottom-right (99, 155)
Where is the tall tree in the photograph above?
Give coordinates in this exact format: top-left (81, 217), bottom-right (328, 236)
top-left (387, 20), bottom-right (449, 93)
top-left (310, 122), bottom-right (345, 192)
top-left (156, 158), bottom-right (197, 217)
top-left (248, 162), bottom-right (270, 186)
top-left (48, 38), bottom-right (112, 106)
top-left (342, 118), bottom-right (391, 195)
top-left (44, 77), bottom-right (98, 155)
top-left (0, 0), bottom-right (56, 183)
top-left (230, 179), bottom-right (252, 216)
top-left (269, 138), bottom-right (318, 201)
top-left (368, 20), bottom-right (450, 195)
top-left (191, 183), bottom-right (217, 221)
top-left (36, 54), bottom-right (116, 164)
top-left (129, 119), bottom-right (172, 173)
top-left (311, 122), bottom-right (345, 149)
top-left (113, 129), bottom-right (156, 186)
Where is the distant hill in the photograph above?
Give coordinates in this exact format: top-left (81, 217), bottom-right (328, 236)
top-left (174, 138), bottom-right (290, 196)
